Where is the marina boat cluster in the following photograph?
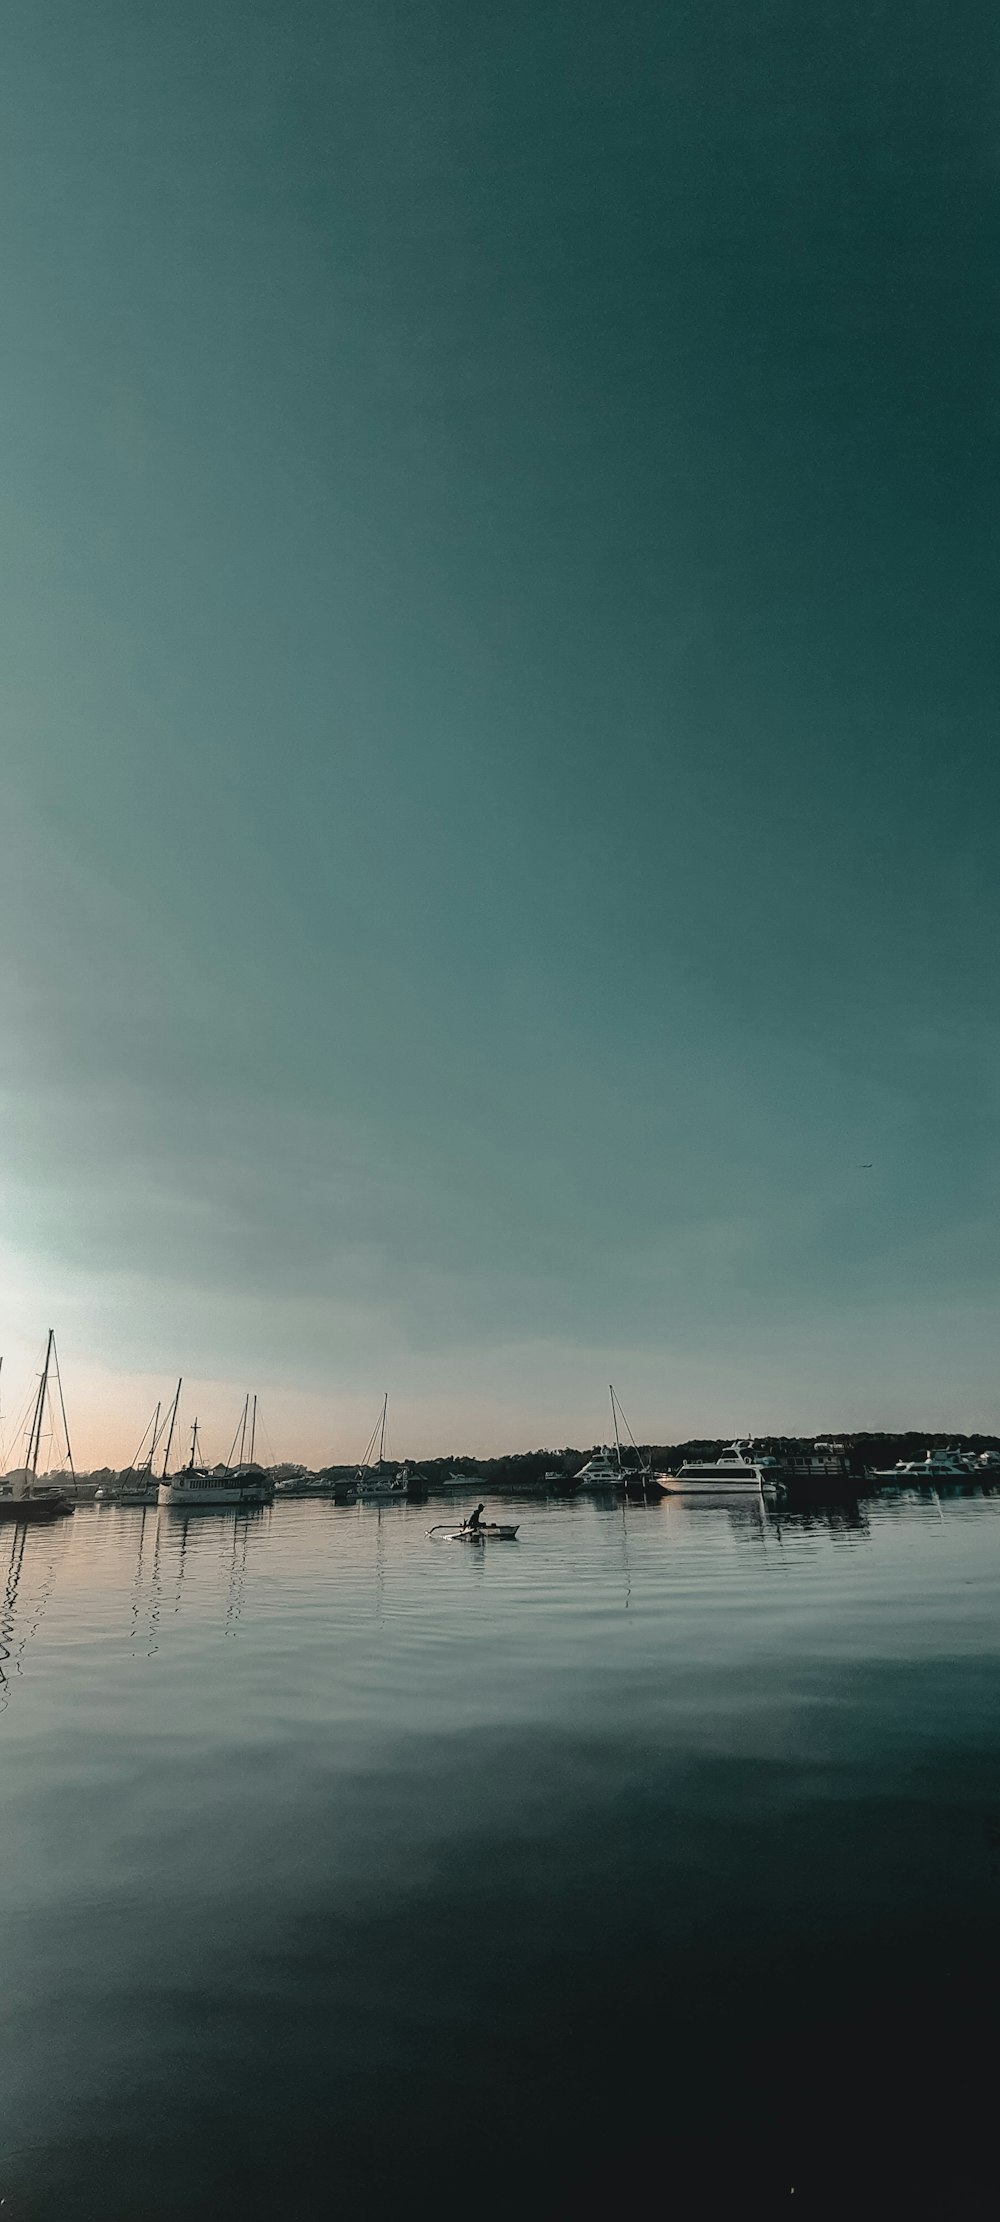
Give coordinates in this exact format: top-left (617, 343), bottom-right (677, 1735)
top-left (4, 1341), bottom-right (1000, 1521)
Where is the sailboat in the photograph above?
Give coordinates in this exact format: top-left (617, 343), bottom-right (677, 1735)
top-left (117, 1380), bottom-right (182, 1505)
top-left (0, 1332), bottom-right (76, 1523)
top-left (355, 1396), bottom-right (409, 1496)
top-left (608, 1385), bottom-right (667, 1499)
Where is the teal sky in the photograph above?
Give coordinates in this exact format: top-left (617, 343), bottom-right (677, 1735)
top-left (2, 2), bottom-right (998, 1462)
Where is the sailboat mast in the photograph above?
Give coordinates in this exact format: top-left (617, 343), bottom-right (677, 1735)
top-left (26, 1330), bottom-right (55, 1478)
top-left (161, 1379), bottom-right (182, 1477)
top-left (147, 1404), bottom-right (161, 1474)
top-left (610, 1383), bottom-right (623, 1473)
top-left (379, 1393), bottom-right (387, 1467)
top-left (51, 1335), bottom-right (75, 1479)
top-left (249, 1395), bottom-right (257, 1467)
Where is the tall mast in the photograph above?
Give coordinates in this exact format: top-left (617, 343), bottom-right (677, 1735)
top-left (51, 1335), bottom-right (75, 1479)
top-left (610, 1384), bottom-right (623, 1473)
top-left (26, 1330), bottom-right (55, 1478)
top-left (130, 1402), bottom-right (158, 1473)
top-left (146, 1404), bottom-right (161, 1474)
top-left (249, 1394), bottom-right (257, 1467)
top-left (228, 1395), bottom-right (250, 1470)
top-left (379, 1393), bottom-right (388, 1467)
top-left (161, 1380), bottom-right (182, 1477)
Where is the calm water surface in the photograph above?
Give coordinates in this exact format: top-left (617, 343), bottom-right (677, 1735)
top-left (2, 1486), bottom-right (999, 2217)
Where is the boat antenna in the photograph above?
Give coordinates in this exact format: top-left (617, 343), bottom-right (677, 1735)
top-left (51, 1336), bottom-right (75, 1480)
top-left (26, 1330), bottom-right (54, 1479)
top-left (161, 1379), bottom-right (182, 1478)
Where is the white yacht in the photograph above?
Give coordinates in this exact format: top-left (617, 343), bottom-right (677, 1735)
top-left (659, 1443), bottom-right (765, 1494)
top-left (574, 1449), bottom-right (623, 1487)
top-left (870, 1447), bottom-right (979, 1482)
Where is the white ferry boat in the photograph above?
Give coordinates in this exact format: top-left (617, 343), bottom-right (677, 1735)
top-left (158, 1419), bottom-right (269, 1508)
top-left (659, 1443), bottom-right (765, 1494)
top-left (158, 1466), bottom-right (269, 1508)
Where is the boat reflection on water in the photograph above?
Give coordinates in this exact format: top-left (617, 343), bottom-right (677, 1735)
top-left (658, 1483), bottom-right (872, 1546)
top-left (660, 1487), bottom-right (768, 1532)
top-left (768, 1494), bottom-right (870, 1541)
top-left (0, 1513), bottom-right (72, 1708)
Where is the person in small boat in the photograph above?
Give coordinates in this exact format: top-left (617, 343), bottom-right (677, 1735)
top-left (466, 1502), bottom-right (485, 1531)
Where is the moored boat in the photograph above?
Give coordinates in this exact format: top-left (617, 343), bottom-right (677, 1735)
top-left (354, 1396), bottom-right (411, 1495)
top-left (0, 1332), bottom-right (76, 1521)
top-left (158, 1466), bottom-right (269, 1507)
top-left (356, 1467), bottom-right (409, 1497)
top-left (572, 1392), bottom-right (665, 1496)
top-left (869, 1447), bottom-right (980, 1482)
top-left (574, 1449), bottom-right (621, 1487)
top-left (658, 1444), bottom-right (765, 1494)
top-left (0, 1486), bottom-right (73, 1523)
top-left (158, 1414), bottom-right (270, 1508)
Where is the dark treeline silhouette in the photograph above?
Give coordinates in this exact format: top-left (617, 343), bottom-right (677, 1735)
top-left (394, 1433), bottom-right (1000, 1486)
top-left (55, 1433), bottom-right (1000, 1491)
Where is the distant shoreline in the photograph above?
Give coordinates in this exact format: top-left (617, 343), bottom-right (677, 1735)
top-left (28, 1429), bottom-right (1000, 1490)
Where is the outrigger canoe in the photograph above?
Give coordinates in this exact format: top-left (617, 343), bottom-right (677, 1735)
top-left (428, 1521), bottom-right (519, 1541)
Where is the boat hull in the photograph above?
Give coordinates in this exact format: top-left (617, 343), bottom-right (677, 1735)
top-left (0, 1494), bottom-right (73, 1523)
top-left (158, 1483), bottom-right (264, 1507)
top-left (441, 1524), bottom-right (519, 1541)
top-left (659, 1476), bottom-right (763, 1494)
